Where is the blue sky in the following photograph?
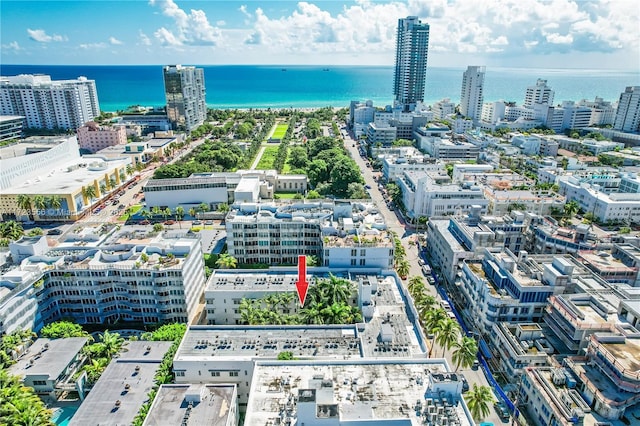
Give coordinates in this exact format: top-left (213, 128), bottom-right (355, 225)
top-left (1, 0), bottom-right (639, 69)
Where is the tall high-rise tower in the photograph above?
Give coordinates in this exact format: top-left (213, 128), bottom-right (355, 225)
top-left (524, 79), bottom-right (554, 108)
top-left (459, 66), bottom-right (485, 121)
top-left (393, 16), bottom-right (430, 112)
top-left (163, 65), bottom-right (206, 131)
top-left (0, 74), bottom-right (99, 130)
top-left (614, 86), bottom-right (640, 133)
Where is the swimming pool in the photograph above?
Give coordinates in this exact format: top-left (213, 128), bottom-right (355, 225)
top-left (51, 405), bottom-right (79, 426)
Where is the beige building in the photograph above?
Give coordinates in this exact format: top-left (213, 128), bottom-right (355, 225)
top-left (0, 135), bottom-right (134, 221)
top-left (77, 121), bottom-right (127, 153)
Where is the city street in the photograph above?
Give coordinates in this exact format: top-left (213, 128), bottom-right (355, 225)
top-left (342, 129), bottom-right (506, 425)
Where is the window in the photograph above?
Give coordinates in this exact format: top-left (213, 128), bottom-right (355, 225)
top-left (33, 380), bottom-right (47, 386)
top-left (229, 371), bottom-right (239, 377)
top-left (175, 371), bottom-right (185, 377)
top-left (211, 371), bottom-right (220, 377)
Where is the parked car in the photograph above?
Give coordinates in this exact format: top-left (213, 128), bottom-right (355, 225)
top-left (494, 402), bottom-right (510, 421)
top-left (364, 184), bottom-right (371, 189)
top-left (459, 374), bottom-right (469, 392)
top-left (440, 300), bottom-right (452, 311)
top-left (192, 220), bottom-right (202, 225)
top-left (204, 220), bottom-right (214, 225)
top-left (47, 229), bottom-right (62, 235)
top-left (472, 359), bottom-right (480, 370)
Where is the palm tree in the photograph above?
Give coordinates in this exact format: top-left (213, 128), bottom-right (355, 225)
top-left (317, 274), bottom-right (354, 305)
top-left (423, 308), bottom-right (447, 357)
top-left (464, 384), bottom-right (496, 422)
top-left (0, 221), bottom-right (24, 240)
top-left (33, 195), bottom-right (46, 211)
top-left (415, 294), bottom-right (436, 319)
top-left (320, 303), bottom-right (351, 324)
top-left (198, 203), bottom-right (209, 217)
top-left (175, 206), bottom-right (185, 228)
top-left (408, 276), bottom-right (425, 296)
top-left (140, 209), bottom-right (152, 221)
top-left (162, 207), bottom-right (172, 222)
top-left (452, 336), bottom-right (479, 372)
top-left (216, 253), bottom-right (238, 269)
top-left (188, 207), bottom-right (197, 219)
top-left (98, 330), bottom-right (125, 358)
top-left (47, 195), bottom-right (62, 214)
top-left (82, 186), bottom-right (97, 206)
top-left (435, 317), bottom-right (461, 357)
top-left (151, 206), bottom-right (161, 219)
top-left (119, 170), bottom-right (126, 182)
top-left (396, 259), bottom-right (410, 279)
top-left (126, 164), bottom-right (134, 176)
top-left (99, 183), bottom-right (107, 197)
top-left (110, 177), bottom-right (117, 190)
top-left (84, 358), bottom-right (108, 383)
top-left (301, 301), bottom-right (325, 325)
top-left (16, 194), bottom-right (34, 221)
top-left (564, 200), bottom-right (580, 219)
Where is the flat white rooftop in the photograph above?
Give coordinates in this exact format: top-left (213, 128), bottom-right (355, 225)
top-left (245, 359), bottom-right (472, 426)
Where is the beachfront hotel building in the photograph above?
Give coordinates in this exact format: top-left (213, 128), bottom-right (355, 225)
top-left (524, 79), bottom-right (555, 108)
top-left (459, 66), bottom-right (485, 122)
top-left (0, 135), bottom-right (132, 222)
top-left (614, 86), bottom-right (640, 133)
top-left (393, 16), bottom-right (430, 112)
top-left (0, 115), bottom-right (24, 142)
top-left (0, 74), bottom-right (100, 130)
top-left (163, 65), bottom-right (206, 131)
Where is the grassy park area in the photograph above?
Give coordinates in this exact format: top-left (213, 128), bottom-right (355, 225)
top-left (118, 204), bottom-right (142, 221)
top-left (271, 123), bottom-right (288, 140)
top-left (256, 146), bottom-right (279, 169)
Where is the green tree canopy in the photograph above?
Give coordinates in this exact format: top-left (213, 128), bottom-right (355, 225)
top-left (40, 321), bottom-right (89, 339)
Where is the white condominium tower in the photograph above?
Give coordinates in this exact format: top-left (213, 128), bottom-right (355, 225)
top-left (614, 86), bottom-right (640, 133)
top-left (393, 16), bottom-right (430, 112)
top-left (524, 79), bottom-right (554, 108)
top-left (0, 74), bottom-right (100, 130)
top-left (163, 65), bottom-right (206, 131)
top-left (459, 66), bottom-right (485, 121)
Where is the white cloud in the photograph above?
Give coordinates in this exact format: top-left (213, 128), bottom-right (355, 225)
top-left (79, 42), bottom-right (107, 49)
top-left (138, 31), bottom-right (152, 46)
top-left (149, 0), bottom-right (222, 46)
top-left (27, 28), bottom-right (67, 43)
top-left (1, 41), bottom-right (21, 51)
top-left (233, 0), bottom-right (638, 66)
top-left (109, 37), bottom-right (123, 45)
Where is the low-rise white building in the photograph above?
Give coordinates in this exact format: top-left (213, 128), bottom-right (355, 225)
top-left (560, 177), bottom-right (640, 224)
top-left (520, 366), bottom-right (592, 426)
top-left (483, 188), bottom-right (565, 216)
top-left (245, 359), bottom-right (474, 426)
top-left (0, 226), bottom-right (207, 330)
top-left (144, 170), bottom-right (307, 209)
top-left (398, 170), bottom-right (488, 219)
top-left (8, 337), bottom-right (89, 401)
top-left (458, 251), bottom-right (574, 335)
top-left (226, 201), bottom-right (394, 268)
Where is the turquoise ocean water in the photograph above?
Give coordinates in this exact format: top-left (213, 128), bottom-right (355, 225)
top-left (1, 64), bottom-right (638, 112)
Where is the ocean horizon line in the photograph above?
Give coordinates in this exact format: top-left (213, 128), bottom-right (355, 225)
top-left (1, 64), bottom-right (638, 74)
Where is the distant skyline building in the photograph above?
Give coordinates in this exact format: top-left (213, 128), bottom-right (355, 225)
top-left (393, 16), bottom-right (430, 112)
top-left (0, 74), bottom-right (100, 130)
top-left (614, 86), bottom-right (640, 133)
top-left (524, 79), bottom-right (555, 108)
top-left (459, 66), bottom-right (485, 121)
top-left (163, 65), bottom-right (206, 131)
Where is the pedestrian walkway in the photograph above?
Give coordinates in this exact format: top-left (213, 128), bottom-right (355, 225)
top-left (249, 145), bottom-right (266, 170)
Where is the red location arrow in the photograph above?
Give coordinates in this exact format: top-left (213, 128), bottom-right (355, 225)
top-left (295, 255), bottom-right (309, 306)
